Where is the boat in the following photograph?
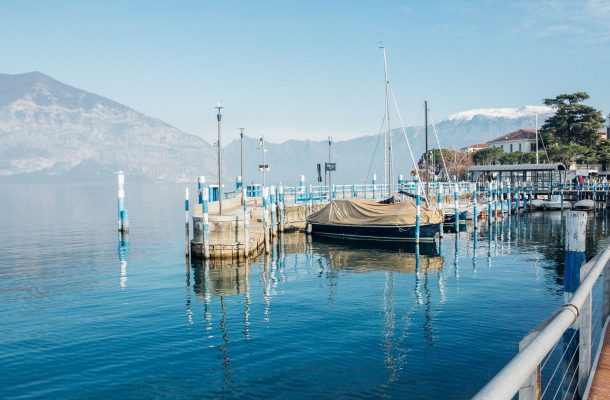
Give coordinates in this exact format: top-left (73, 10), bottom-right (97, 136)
top-left (527, 199), bottom-right (545, 211)
top-left (306, 198), bottom-right (443, 242)
top-left (574, 199), bottom-right (595, 211)
top-left (543, 195), bottom-right (570, 211)
top-left (443, 210), bottom-right (468, 223)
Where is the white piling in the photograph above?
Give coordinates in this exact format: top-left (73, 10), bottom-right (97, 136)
top-left (198, 176), bottom-right (205, 205)
top-left (202, 187), bottom-right (210, 259)
top-left (185, 187), bottom-right (190, 257)
top-left (117, 172), bottom-right (129, 232)
top-left (263, 187), bottom-right (270, 254)
top-left (415, 182), bottom-right (421, 243)
top-left (242, 186), bottom-right (249, 258)
top-left (278, 184), bottom-right (285, 233)
top-left (270, 185), bottom-right (277, 236)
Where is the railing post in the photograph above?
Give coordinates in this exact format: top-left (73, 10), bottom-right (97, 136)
top-left (518, 331), bottom-right (541, 400)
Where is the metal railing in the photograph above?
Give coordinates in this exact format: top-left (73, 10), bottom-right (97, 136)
top-left (473, 238), bottom-right (610, 400)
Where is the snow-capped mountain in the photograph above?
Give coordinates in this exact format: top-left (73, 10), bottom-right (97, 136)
top-left (0, 72), bottom-right (555, 184)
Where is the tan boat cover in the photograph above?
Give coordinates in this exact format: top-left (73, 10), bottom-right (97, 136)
top-left (307, 198), bottom-right (443, 226)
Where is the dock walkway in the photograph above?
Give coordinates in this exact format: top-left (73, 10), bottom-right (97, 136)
top-left (587, 321), bottom-right (610, 399)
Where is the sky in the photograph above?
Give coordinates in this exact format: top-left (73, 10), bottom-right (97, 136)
top-left (0, 0), bottom-right (609, 143)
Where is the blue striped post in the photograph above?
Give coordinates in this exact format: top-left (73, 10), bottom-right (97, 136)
top-left (438, 184), bottom-right (444, 238)
top-left (300, 174), bottom-right (305, 192)
top-left (515, 181), bottom-right (521, 214)
top-left (564, 211), bottom-right (588, 394)
top-left (506, 181), bottom-right (512, 218)
top-left (202, 187), bottom-right (210, 259)
top-left (342, 184), bottom-right (346, 199)
top-left (117, 172), bottom-right (129, 233)
top-left (352, 184), bottom-right (357, 199)
top-left (499, 181), bottom-right (505, 217)
top-left (493, 181), bottom-right (498, 220)
top-left (415, 182), bottom-right (421, 243)
top-left (270, 185), bottom-right (277, 236)
top-left (278, 184), bottom-right (285, 232)
top-left (263, 187), bottom-right (270, 253)
top-left (198, 176), bottom-right (205, 205)
top-left (236, 175), bottom-right (242, 190)
top-left (473, 183), bottom-right (478, 230)
top-left (487, 182), bottom-right (492, 226)
top-left (523, 187), bottom-right (528, 211)
top-left (560, 181), bottom-right (564, 211)
top-left (372, 174), bottom-right (377, 199)
top-left (242, 187), bottom-right (249, 258)
top-left (185, 188), bottom-right (190, 257)
top-left (332, 184), bottom-right (336, 200)
top-left (454, 182), bottom-right (459, 230)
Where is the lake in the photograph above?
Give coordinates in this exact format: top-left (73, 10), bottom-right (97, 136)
top-left (1, 184), bottom-right (608, 399)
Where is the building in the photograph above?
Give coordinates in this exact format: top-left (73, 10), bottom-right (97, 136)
top-left (460, 143), bottom-right (488, 154)
top-left (487, 128), bottom-right (537, 153)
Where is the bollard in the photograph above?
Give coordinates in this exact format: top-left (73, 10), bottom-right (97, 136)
top-left (415, 182), bottom-right (421, 243)
top-left (185, 188), bottom-right (190, 257)
top-left (564, 211), bottom-right (589, 396)
top-left (270, 185), bottom-right (277, 236)
top-left (202, 187), bottom-right (210, 259)
top-left (242, 187), bottom-right (249, 258)
top-left (198, 176), bottom-right (205, 205)
top-left (473, 184), bottom-right (478, 230)
top-left (117, 172), bottom-right (129, 233)
top-left (278, 185), bottom-right (285, 233)
top-left (454, 182), bottom-right (459, 230)
top-left (263, 187), bottom-right (270, 254)
top-left (487, 182), bottom-right (492, 226)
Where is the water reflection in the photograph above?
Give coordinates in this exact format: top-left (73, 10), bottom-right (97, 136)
top-left (118, 232), bottom-right (129, 289)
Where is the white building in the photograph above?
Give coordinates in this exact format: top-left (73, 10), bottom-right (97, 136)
top-left (487, 128), bottom-right (537, 153)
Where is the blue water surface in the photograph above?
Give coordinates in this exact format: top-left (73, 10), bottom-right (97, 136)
top-left (1, 184), bottom-right (608, 399)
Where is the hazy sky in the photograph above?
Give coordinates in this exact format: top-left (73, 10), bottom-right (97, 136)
top-left (1, 0), bottom-right (609, 143)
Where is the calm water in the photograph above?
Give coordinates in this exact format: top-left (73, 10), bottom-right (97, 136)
top-left (1, 184), bottom-right (609, 399)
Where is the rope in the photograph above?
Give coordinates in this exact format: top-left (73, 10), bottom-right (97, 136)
top-left (429, 110), bottom-right (450, 182)
top-left (388, 84), bottom-right (428, 205)
top-left (365, 114), bottom-right (386, 184)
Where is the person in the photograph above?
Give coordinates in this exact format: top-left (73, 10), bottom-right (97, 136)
top-left (578, 176), bottom-right (584, 190)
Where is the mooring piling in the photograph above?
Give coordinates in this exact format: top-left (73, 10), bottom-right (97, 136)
top-left (372, 173), bottom-right (377, 199)
top-left (278, 184), bottom-right (285, 232)
top-left (185, 187), bottom-right (190, 257)
top-left (487, 183), bottom-right (492, 226)
top-left (242, 186), bottom-right (249, 257)
top-left (202, 186), bottom-right (210, 259)
top-left (236, 175), bottom-right (242, 190)
top-left (454, 182), bottom-right (459, 230)
top-left (493, 181), bottom-right (498, 220)
top-left (437, 184), bottom-right (443, 238)
top-left (263, 186), bottom-right (270, 254)
top-left (564, 211), bottom-right (589, 396)
top-left (507, 181), bottom-right (511, 216)
top-left (117, 172), bottom-right (129, 233)
top-left (269, 185), bottom-right (277, 236)
top-left (516, 181), bottom-right (521, 214)
top-left (415, 182), bottom-right (421, 243)
top-left (473, 184), bottom-right (478, 230)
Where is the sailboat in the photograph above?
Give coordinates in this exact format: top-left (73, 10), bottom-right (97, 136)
top-left (306, 45), bottom-right (443, 242)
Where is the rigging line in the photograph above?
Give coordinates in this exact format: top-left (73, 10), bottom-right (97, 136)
top-left (366, 114), bottom-right (387, 184)
top-left (388, 84), bottom-right (428, 205)
top-left (428, 110), bottom-right (450, 183)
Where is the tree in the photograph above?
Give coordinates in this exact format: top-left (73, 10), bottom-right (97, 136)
top-left (418, 148), bottom-right (472, 180)
top-left (539, 92), bottom-right (605, 148)
top-left (472, 147), bottom-right (503, 165)
top-left (545, 143), bottom-right (586, 172)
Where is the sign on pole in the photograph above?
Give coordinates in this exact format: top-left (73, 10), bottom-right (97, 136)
top-left (258, 164), bottom-right (270, 172)
top-left (325, 162), bottom-right (337, 172)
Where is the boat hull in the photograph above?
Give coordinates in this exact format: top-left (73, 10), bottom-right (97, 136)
top-left (444, 211), bottom-right (468, 223)
top-left (308, 222), bottom-right (440, 242)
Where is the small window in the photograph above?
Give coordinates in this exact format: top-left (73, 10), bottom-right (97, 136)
top-left (510, 144), bottom-right (513, 152)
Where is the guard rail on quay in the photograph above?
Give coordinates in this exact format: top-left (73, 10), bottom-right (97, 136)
top-left (473, 215), bottom-right (610, 400)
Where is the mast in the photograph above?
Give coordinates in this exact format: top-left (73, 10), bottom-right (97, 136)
top-left (425, 100), bottom-right (429, 197)
top-left (535, 113), bottom-right (539, 165)
top-left (380, 43), bottom-right (392, 196)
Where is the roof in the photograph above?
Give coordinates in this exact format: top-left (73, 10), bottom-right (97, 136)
top-left (462, 143), bottom-right (488, 149)
top-left (487, 128), bottom-right (536, 144)
top-left (468, 163), bottom-right (566, 172)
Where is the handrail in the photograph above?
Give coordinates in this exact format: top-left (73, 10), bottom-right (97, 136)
top-left (473, 246), bottom-right (610, 399)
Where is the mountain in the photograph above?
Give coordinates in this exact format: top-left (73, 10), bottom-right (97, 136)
top-left (0, 72), bottom-right (554, 185)
top-left (0, 72), bottom-right (216, 183)
top-left (223, 106), bottom-right (554, 187)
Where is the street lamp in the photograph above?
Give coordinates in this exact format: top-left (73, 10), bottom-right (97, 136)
top-left (258, 136), bottom-right (267, 187)
top-left (215, 103), bottom-right (223, 215)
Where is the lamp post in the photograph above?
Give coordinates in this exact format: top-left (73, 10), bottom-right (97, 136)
top-left (215, 103), bottom-right (223, 215)
top-left (258, 136), bottom-right (267, 187)
top-left (328, 136), bottom-right (332, 196)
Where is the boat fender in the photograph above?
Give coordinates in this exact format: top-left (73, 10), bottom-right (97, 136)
top-left (306, 223), bottom-right (312, 234)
